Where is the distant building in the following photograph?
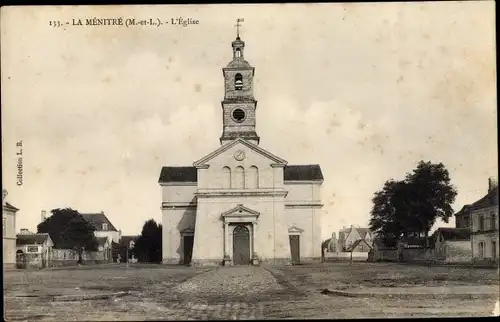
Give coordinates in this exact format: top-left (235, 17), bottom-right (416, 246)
top-left (119, 235), bottom-right (139, 262)
top-left (18, 228), bottom-right (34, 235)
top-left (120, 235), bottom-right (138, 250)
top-left (470, 178), bottom-right (499, 264)
top-left (338, 226), bottom-right (373, 252)
top-left (2, 189), bottom-right (19, 269)
top-left (80, 212), bottom-right (121, 244)
top-left (322, 232), bottom-right (339, 253)
top-left (16, 232), bottom-right (54, 269)
top-left (95, 237), bottom-right (112, 262)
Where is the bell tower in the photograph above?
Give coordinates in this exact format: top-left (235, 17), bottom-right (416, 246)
top-left (220, 19), bottom-right (260, 145)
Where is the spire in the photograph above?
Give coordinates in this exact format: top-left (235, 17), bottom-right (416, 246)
top-left (231, 18), bottom-right (246, 60)
top-left (235, 18), bottom-right (244, 39)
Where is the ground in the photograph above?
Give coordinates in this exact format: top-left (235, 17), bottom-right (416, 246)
top-left (3, 262), bottom-right (499, 320)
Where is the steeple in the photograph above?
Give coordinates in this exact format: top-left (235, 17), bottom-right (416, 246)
top-left (220, 19), bottom-right (260, 145)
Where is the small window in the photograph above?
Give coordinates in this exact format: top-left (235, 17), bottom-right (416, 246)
top-left (490, 213), bottom-right (496, 230)
top-left (235, 48), bottom-right (241, 58)
top-left (102, 223), bottom-right (108, 230)
top-left (492, 241), bottom-right (497, 259)
top-left (234, 73), bottom-right (243, 90)
top-left (27, 246), bottom-right (38, 253)
top-left (479, 216), bottom-right (485, 231)
top-left (479, 242), bottom-right (485, 259)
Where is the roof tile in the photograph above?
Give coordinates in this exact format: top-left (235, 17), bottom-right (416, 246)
top-left (80, 212), bottom-right (118, 232)
top-left (158, 164), bottom-right (324, 183)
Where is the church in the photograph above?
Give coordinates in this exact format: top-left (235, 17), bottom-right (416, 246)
top-left (159, 26), bottom-right (324, 266)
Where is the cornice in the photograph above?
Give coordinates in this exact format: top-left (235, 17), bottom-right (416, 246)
top-left (284, 180), bottom-right (324, 185)
top-left (195, 189), bottom-right (288, 198)
top-left (285, 203), bottom-right (323, 209)
top-left (159, 182), bottom-right (197, 187)
top-left (161, 202), bottom-right (197, 210)
top-left (193, 137), bottom-right (287, 167)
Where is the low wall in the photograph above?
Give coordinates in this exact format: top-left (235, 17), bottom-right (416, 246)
top-left (401, 248), bottom-right (434, 262)
top-left (16, 253), bottom-right (44, 269)
top-left (372, 249), bottom-right (399, 262)
top-left (17, 249), bottom-right (112, 269)
top-left (443, 241), bottom-right (472, 263)
top-left (324, 252), bottom-right (368, 262)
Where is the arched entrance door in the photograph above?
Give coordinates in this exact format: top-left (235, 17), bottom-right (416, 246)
top-left (233, 225), bottom-right (250, 265)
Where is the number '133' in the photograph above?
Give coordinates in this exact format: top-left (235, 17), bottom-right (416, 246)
top-left (49, 20), bottom-right (61, 27)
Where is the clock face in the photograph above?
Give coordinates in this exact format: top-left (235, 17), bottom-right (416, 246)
top-left (232, 109), bottom-right (246, 122)
top-left (234, 150), bottom-right (245, 161)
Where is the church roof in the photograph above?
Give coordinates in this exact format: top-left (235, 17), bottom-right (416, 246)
top-left (158, 164), bottom-right (323, 183)
top-left (80, 212), bottom-right (118, 232)
top-left (225, 59), bottom-right (252, 69)
top-left (158, 166), bottom-right (198, 183)
top-left (284, 165), bottom-right (323, 181)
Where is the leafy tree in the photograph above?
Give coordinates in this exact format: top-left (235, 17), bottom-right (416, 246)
top-left (37, 208), bottom-right (98, 262)
top-left (369, 179), bottom-right (411, 246)
top-left (404, 161), bottom-right (457, 246)
top-left (369, 161), bottom-right (457, 248)
top-left (134, 219), bottom-right (162, 263)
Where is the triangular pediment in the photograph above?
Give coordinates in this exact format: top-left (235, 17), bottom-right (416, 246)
top-left (193, 138), bottom-right (287, 168)
top-left (180, 227), bottom-right (195, 234)
top-left (288, 226), bottom-right (304, 234)
top-left (221, 204), bottom-right (260, 218)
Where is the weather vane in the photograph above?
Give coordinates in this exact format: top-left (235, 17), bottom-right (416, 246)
top-left (235, 18), bottom-right (244, 38)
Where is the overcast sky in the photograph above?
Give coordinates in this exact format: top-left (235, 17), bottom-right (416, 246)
top-left (1, 2), bottom-right (497, 239)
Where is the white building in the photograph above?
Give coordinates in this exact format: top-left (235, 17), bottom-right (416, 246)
top-left (471, 179), bottom-right (499, 264)
top-left (3, 189), bottom-right (19, 269)
top-left (80, 212), bottom-right (122, 244)
top-left (159, 30), bottom-right (324, 266)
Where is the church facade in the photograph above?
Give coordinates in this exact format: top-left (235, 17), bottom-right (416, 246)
top-left (159, 31), bottom-right (324, 266)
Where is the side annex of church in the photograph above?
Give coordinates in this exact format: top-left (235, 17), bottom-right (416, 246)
top-left (159, 26), bottom-right (324, 266)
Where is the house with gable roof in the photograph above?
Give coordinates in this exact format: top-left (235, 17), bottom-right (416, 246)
top-left (16, 231), bottom-right (54, 269)
top-left (80, 211), bottom-right (122, 244)
top-left (338, 225), bottom-right (374, 252)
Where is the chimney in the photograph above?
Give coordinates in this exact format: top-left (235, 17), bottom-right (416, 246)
top-left (488, 177), bottom-right (498, 192)
top-left (41, 210), bottom-right (47, 222)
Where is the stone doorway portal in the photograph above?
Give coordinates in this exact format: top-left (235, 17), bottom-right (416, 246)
top-left (233, 225), bottom-right (250, 265)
